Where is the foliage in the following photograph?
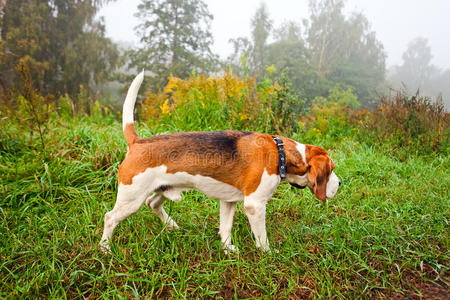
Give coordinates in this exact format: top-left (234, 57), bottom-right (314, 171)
top-left (141, 71), bottom-right (303, 135)
top-left (0, 61), bottom-right (54, 152)
top-left (130, 0), bottom-right (217, 91)
top-left (0, 0), bottom-right (119, 98)
top-left (305, 0), bottom-right (386, 106)
top-left (389, 37), bottom-right (450, 109)
top-left (141, 71), bottom-right (259, 132)
top-left (299, 85), bottom-right (357, 143)
top-left (228, 0), bottom-right (386, 108)
top-left (352, 90), bottom-right (450, 155)
top-left (266, 27), bottom-right (318, 100)
top-left (300, 85), bottom-right (449, 156)
top-left (326, 84), bottom-right (360, 108)
top-left (267, 67), bottom-right (307, 135)
top-left (227, 3), bottom-right (273, 80)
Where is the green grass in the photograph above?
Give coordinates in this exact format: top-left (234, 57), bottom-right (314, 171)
top-left (0, 116), bottom-right (448, 298)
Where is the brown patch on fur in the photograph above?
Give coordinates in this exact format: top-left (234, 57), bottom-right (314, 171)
top-left (305, 144), bottom-right (329, 163)
top-left (118, 130), bottom-right (279, 196)
top-left (282, 138), bottom-right (309, 175)
top-left (124, 123), bottom-right (139, 146)
top-left (305, 145), bottom-right (334, 202)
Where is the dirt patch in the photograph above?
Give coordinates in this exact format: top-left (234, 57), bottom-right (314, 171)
top-left (403, 272), bottom-right (449, 300)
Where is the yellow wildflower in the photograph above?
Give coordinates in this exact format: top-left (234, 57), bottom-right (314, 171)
top-left (266, 64), bottom-right (277, 76)
top-left (240, 113), bottom-right (249, 120)
top-left (164, 75), bottom-right (178, 94)
top-left (160, 99), bottom-right (171, 115)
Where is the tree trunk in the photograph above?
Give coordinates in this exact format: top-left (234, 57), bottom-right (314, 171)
top-left (171, 1), bottom-right (179, 68)
top-left (0, 0), bottom-right (7, 40)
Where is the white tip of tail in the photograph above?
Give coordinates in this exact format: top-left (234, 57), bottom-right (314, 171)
top-left (122, 70), bottom-right (145, 131)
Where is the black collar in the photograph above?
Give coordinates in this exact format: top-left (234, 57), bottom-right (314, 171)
top-left (272, 137), bottom-right (287, 179)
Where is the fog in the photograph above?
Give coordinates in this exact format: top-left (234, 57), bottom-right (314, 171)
top-left (100, 0), bottom-right (450, 69)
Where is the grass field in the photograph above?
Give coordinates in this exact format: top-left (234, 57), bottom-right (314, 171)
top-left (0, 116), bottom-right (449, 298)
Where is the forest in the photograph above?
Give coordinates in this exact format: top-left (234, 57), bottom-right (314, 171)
top-left (0, 0), bottom-right (448, 298)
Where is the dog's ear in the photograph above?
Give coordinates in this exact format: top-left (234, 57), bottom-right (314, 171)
top-left (308, 155), bottom-right (329, 202)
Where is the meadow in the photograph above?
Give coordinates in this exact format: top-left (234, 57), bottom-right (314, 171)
top-left (0, 74), bottom-right (449, 298)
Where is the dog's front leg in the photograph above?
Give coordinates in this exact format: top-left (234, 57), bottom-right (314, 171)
top-left (244, 197), bottom-right (270, 252)
top-left (219, 200), bottom-right (237, 254)
top-left (242, 170), bottom-right (280, 252)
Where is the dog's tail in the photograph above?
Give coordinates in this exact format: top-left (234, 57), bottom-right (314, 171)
top-left (122, 71), bottom-right (144, 146)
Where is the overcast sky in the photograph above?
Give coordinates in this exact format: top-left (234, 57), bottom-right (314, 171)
top-left (99, 0), bottom-right (450, 69)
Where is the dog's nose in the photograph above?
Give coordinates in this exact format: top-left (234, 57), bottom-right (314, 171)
top-left (338, 181), bottom-right (341, 186)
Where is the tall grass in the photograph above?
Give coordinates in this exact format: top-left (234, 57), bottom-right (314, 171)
top-left (0, 100), bottom-right (448, 297)
top-left (353, 90), bottom-right (449, 155)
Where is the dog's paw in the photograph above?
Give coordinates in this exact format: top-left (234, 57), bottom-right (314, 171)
top-left (269, 248), bottom-right (280, 254)
top-left (99, 241), bottom-right (112, 254)
top-left (165, 220), bottom-right (179, 231)
top-left (224, 244), bottom-right (238, 255)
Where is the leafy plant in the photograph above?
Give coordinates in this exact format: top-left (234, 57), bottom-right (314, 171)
top-left (142, 72), bottom-right (266, 132)
top-left (299, 85), bottom-right (358, 143)
top-left (353, 90), bottom-right (449, 155)
top-left (1, 62), bottom-right (54, 152)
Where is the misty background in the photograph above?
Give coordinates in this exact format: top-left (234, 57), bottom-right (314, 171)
top-left (100, 0), bottom-right (450, 69)
top-left (100, 0), bottom-right (450, 108)
top-left (1, 0), bottom-right (449, 109)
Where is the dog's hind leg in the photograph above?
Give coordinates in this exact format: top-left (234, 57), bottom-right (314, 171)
top-left (145, 193), bottom-right (179, 230)
top-left (219, 200), bottom-right (237, 254)
top-left (100, 185), bottom-right (148, 252)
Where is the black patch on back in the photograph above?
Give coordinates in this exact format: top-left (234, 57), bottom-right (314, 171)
top-left (137, 130), bottom-right (252, 155)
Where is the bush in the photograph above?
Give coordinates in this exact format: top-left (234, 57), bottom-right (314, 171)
top-left (268, 68), bottom-right (308, 135)
top-left (352, 91), bottom-right (449, 155)
top-left (140, 71), bottom-right (304, 135)
top-left (298, 85), bottom-right (358, 143)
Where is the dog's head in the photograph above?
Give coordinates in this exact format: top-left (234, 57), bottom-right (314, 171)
top-left (284, 141), bottom-right (340, 202)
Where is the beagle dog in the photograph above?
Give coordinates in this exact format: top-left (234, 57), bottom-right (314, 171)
top-left (100, 72), bottom-right (341, 253)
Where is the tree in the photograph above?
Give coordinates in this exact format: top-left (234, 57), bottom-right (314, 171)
top-left (226, 0), bottom-right (385, 107)
top-left (266, 21), bottom-right (317, 99)
top-left (305, 0), bottom-right (386, 106)
top-left (273, 21), bottom-right (302, 42)
top-left (226, 3), bottom-right (272, 79)
top-left (0, 0), bottom-right (6, 38)
top-left (249, 3), bottom-right (272, 79)
top-left (0, 0), bottom-right (119, 98)
top-left (130, 0), bottom-right (217, 91)
top-left (306, 0), bottom-right (347, 77)
top-left (392, 37), bottom-right (434, 90)
top-left (227, 36), bottom-right (252, 77)
top-left (389, 37), bottom-right (450, 109)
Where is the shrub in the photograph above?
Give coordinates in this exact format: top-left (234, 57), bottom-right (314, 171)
top-left (298, 85), bottom-right (358, 143)
top-left (352, 91), bottom-right (449, 155)
top-left (0, 63), bottom-right (55, 152)
top-left (140, 71), bottom-right (304, 134)
top-left (141, 72), bottom-right (258, 132)
top-left (268, 68), bottom-right (308, 135)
